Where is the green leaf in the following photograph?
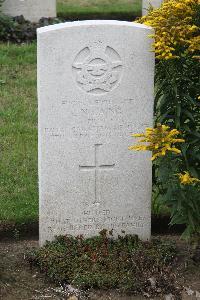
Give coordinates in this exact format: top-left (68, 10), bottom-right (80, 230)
top-left (185, 94), bottom-right (200, 107)
top-left (190, 131), bottom-right (200, 138)
top-left (181, 226), bottom-right (192, 240)
top-left (182, 109), bottom-right (195, 122)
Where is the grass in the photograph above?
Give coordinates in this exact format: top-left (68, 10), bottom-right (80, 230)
top-left (57, 0), bottom-right (141, 19)
top-left (0, 43), bottom-right (38, 225)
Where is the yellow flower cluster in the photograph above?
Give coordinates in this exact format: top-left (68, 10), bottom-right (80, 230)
top-left (128, 124), bottom-right (185, 160)
top-left (188, 35), bottom-right (200, 52)
top-left (137, 0), bottom-right (200, 59)
top-left (177, 171), bottom-right (200, 185)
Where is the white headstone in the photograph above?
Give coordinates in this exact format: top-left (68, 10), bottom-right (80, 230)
top-left (38, 20), bottom-right (155, 245)
top-left (2, 0), bottom-right (56, 22)
top-left (142, 0), bottom-right (163, 16)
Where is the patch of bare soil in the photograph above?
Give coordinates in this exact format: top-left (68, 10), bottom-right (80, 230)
top-left (0, 236), bottom-right (199, 300)
top-left (0, 239), bottom-right (62, 300)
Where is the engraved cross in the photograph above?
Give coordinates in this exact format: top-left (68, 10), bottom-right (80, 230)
top-left (79, 144), bottom-right (115, 205)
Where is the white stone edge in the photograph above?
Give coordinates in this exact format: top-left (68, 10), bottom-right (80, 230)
top-left (37, 20), bottom-right (152, 34)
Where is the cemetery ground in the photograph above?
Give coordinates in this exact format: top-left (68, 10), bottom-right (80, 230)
top-left (1, 235), bottom-right (200, 299)
top-left (0, 43), bottom-right (200, 299)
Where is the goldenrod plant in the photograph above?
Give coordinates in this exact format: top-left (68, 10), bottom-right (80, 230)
top-left (137, 0), bottom-right (200, 59)
top-left (131, 0), bottom-right (200, 239)
top-left (129, 124), bottom-right (185, 160)
top-left (177, 171), bottom-right (200, 185)
top-left (130, 125), bottom-right (200, 239)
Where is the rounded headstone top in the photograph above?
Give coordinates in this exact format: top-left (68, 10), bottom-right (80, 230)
top-left (37, 20), bottom-right (153, 34)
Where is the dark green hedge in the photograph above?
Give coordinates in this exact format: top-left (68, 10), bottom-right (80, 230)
top-left (0, 15), bottom-right (61, 43)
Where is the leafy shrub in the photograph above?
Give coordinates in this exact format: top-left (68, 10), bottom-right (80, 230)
top-left (139, 0), bottom-right (200, 59)
top-left (154, 55), bottom-right (200, 239)
top-left (132, 0), bottom-right (200, 240)
top-left (0, 14), bottom-right (61, 43)
top-left (27, 232), bottom-right (179, 297)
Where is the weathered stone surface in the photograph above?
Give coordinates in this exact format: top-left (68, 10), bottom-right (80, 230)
top-left (2, 0), bottom-right (56, 22)
top-left (38, 20), bottom-right (155, 245)
top-left (142, 0), bottom-right (163, 16)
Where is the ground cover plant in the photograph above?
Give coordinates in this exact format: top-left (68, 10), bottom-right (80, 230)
top-left (0, 43), bottom-right (38, 225)
top-left (130, 0), bottom-right (200, 240)
top-left (27, 231), bottom-right (180, 298)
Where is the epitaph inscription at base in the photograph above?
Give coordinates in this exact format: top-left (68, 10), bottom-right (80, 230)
top-left (38, 21), bottom-right (155, 245)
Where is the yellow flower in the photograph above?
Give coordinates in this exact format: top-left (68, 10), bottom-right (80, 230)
top-left (129, 124), bottom-right (185, 161)
top-left (136, 0), bottom-right (200, 60)
top-left (177, 171), bottom-right (200, 185)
